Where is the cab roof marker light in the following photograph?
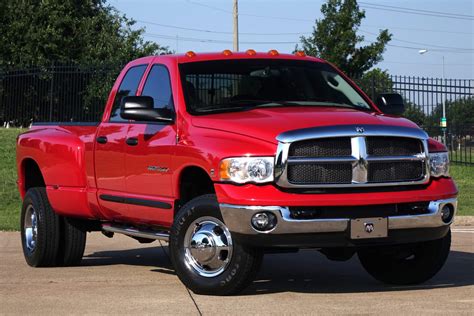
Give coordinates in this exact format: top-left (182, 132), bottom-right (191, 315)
top-left (295, 51), bottom-right (306, 57)
top-left (268, 49), bottom-right (279, 56)
top-left (222, 49), bottom-right (233, 56)
top-left (185, 51), bottom-right (196, 58)
top-left (246, 49), bottom-right (257, 56)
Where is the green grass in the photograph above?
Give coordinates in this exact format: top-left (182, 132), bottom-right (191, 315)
top-left (450, 164), bottom-right (474, 216)
top-left (0, 128), bottom-right (25, 230)
top-left (0, 128), bottom-right (473, 230)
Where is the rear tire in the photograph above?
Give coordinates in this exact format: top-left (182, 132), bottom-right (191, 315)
top-left (170, 194), bottom-right (263, 295)
top-left (358, 229), bottom-right (451, 285)
top-left (57, 217), bottom-right (87, 266)
top-left (21, 188), bottom-right (60, 267)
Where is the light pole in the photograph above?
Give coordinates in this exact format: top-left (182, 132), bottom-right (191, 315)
top-left (233, 0), bottom-right (239, 51)
top-left (419, 49), bottom-right (447, 144)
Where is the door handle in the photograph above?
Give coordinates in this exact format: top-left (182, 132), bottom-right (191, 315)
top-left (126, 137), bottom-right (139, 146)
top-left (96, 136), bottom-right (108, 144)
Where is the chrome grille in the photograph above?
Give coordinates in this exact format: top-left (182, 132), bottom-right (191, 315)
top-left (368, 161), bottom-right (425, 182)
top-left (275, 125), bottom-right (430, 188)
top-left (287, 163), bottom-right (352, 184)
top-left (289, 138), bottom-right (352, 157)
top-left (366, 137), bottom-right (422, 156)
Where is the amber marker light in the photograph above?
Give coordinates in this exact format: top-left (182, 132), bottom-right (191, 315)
top-left (219, 159), bottom-right (231, 180)
top-left (185, 51), bottom-right (196, 58)
top-left (268, 49), bottom-right (279, 56)
top-left (295, 51), bottom-right (306, 57)
top-left (246, 49), bottom-right (257, 56)
top-left (222, 49), bottom-right (233, 56)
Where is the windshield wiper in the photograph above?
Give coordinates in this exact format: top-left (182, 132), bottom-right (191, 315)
top-left (194, 100), bottom-right (300, 113)
top-left (244, 100), bottom-right (365, 110)
top-left (195, 99), bottom-right (370, 114)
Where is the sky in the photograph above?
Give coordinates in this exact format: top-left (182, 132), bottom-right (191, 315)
top-left (112, 0), bottom-right (473, 79)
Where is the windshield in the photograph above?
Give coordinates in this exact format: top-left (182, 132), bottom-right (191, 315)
top-left (179, 59), bottom-right (371, 114)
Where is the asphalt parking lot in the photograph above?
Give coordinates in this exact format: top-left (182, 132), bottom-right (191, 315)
top-left (1, 229), bottom-right (473, 315)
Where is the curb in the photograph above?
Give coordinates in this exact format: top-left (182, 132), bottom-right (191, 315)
top-left (454, 216), bottom-right (474, 227)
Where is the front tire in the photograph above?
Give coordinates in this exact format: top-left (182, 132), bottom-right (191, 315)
top-left (358, 229), bottom-right (451, 285)
top-left (169, 194), bottom-right (263, 295)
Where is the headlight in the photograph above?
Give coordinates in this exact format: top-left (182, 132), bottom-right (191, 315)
top-left (219, 157), bottom-right (274, 183)
top-left (429, 152), bottom-right (449, 177)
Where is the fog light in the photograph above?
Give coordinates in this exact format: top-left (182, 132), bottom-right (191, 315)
top-left (251, 212), bottom-right (277, 231)
top-left (441, 204), bottom-right (454, 223)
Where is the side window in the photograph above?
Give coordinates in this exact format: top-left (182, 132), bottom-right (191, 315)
top-left (141, 65), bottom-right (174, 110)
top-left (110, 65), bottom-right (147, 122)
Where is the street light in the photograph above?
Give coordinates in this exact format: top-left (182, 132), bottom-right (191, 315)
top-left (419, 49), bottom-right (447, 144)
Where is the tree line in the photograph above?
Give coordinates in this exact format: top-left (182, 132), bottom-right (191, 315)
top-left (0, 0), bottom-right (472, 130)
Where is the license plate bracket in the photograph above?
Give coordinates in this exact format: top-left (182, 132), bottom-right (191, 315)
top-left (350, 217), bottom-right (388, 239)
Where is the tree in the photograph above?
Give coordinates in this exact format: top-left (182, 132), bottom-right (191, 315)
top-left (298, 0), bottom-right (392, 78)
top-left (0, 0), bottom-right (169, 67)
top-left (356, 68), bottom-right (393, 100)
top-left (0, 1), bottom-right (171, 125)
top-left (353, 69), bottom-right (427, 127)
top-left (403, 102), bottom-right (426, 127)
top-left (425, 97), bottom-right (474, 136)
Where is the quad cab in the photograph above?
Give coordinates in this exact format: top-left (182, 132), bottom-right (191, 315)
top-left (17, 50), bottom-right (457, 295)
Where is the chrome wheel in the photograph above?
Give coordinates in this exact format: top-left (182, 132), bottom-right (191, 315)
top-left (183, 216), bottom-right (233, 278)
top-left (24, 205), bottom-right (38, 253)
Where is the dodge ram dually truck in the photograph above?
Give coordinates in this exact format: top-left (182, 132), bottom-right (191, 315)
top-left (17, 50), bottom-right (457, 295)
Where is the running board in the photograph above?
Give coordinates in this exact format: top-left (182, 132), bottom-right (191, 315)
top-left (102, 224), bottom-right (169, 242)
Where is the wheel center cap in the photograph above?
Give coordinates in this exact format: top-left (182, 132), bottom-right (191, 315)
top-left (190, 232), bottom-right (216, 263)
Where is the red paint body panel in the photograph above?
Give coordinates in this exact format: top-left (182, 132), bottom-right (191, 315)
top-left (16, 52), bottom-right (457, 230)
top-left (46, 186), bottom-right (96, 218)
top-left (215, 178), bottom-right (457, 207)
top-left (95, 123), bottom-right (128, 192)
top-left (17, 126), bottom-right (93, 187)
top-left (124, 124), bottom-right (176, 198)
top-left (17, 125), bottom-right (99, 218)
top-left (191, 107), bottom-right (418, 145)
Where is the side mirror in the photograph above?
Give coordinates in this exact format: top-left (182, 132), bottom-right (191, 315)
top-left (375, 93), bottom-right (405, 116)
top-left (120, 96), bottom-right (173, 122)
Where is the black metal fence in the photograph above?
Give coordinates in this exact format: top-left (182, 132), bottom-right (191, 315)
top-left (0, 63), bottom-right (122, 126)
top-left (356, 76), bottom-right (473, 165)
top-left (1, 64), bottom-right (472, 164)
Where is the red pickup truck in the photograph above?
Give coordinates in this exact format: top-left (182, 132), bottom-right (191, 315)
top-left (17, 50), bottom-right (457, 295)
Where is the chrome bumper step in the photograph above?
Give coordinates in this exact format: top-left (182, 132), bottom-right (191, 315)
top-left (102, 223), bottom-right (169, 242)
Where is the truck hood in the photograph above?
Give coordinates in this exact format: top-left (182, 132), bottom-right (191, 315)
top-left (191, 107), bottom-right (420, 144)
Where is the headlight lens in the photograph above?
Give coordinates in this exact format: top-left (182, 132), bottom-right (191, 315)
top-left (219, 157), bottom-right (274, 183)
top-left (429, 152), bottom-right (449, 177)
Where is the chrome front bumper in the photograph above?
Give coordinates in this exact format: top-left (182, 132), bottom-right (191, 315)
top-left (219, 198), bottom-right (457, 235)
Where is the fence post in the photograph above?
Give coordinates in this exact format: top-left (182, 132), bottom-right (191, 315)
top-left (49, 62), bottom-right (55, 122)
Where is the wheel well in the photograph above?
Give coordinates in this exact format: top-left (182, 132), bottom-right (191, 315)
top-left (23, 159), bottom-right (45, 192)
top-left (177, 166), bottom-right (215, 211)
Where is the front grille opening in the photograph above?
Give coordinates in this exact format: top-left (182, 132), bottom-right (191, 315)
top-left (287, 163), bottom-right (352, 184)
top-left (368, 161), bottom-right (424, 183)
top-left (280, 135), bottom-right (427, 188)
top-left (366, 137), bottom-right (422, 156)
top-left (289, 137), bottom-right (352, 157)
top-left (289, 202), bottom-right (431, 220)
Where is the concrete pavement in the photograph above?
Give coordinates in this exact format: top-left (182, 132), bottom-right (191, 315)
top-left (1, 229), bottom-right (473, 315)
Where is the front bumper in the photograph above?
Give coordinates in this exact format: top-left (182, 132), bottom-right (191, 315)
top-left (220, 198), bottom-right (457, 248)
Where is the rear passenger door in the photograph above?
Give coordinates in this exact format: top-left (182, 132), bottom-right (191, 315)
top-left (95, 64), bottom-right (147, 219)
top-left (121, 64), bottom-right (177, 226)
